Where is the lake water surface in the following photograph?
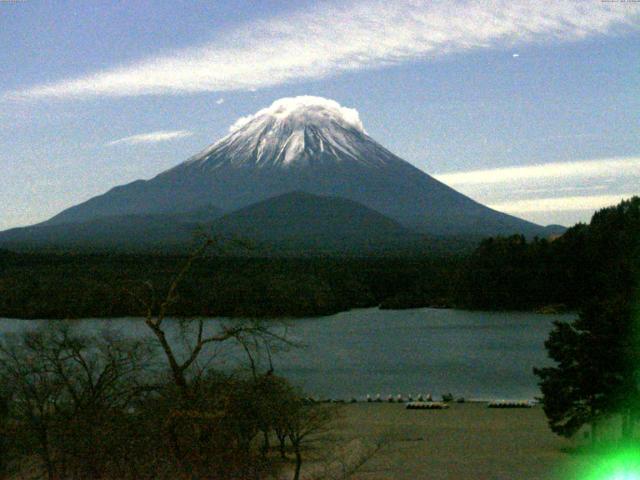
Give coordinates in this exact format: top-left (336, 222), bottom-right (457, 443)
top-left (0, 308), bottom-right (573, 401)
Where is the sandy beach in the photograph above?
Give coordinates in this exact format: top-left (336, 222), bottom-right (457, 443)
top-left (328, 402), bottom-right (593, 480)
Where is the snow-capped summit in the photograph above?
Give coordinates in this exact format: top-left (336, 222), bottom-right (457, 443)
top-left (187, 96), bottom-right (389, 169)
top-left (41, 96), bottom-right (549, 238)
top-left (229, 96), bottom-right (366, 134)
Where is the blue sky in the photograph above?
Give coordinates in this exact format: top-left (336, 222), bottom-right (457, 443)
top-left (1, 0), bottom-right (639, 230)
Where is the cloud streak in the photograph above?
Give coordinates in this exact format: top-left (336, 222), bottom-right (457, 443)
top-left (489, 193), bottom-right (638, 214)
top-left (5, 0), bottom-right (639, 100)
top-left (434, 156), bottom-right (640, 220)
top-left (106, 130), bottom-right (193, 146)
top-left (433, 157), bottom-right (640, 187)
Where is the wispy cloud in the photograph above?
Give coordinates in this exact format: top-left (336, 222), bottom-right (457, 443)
top-left (106, 130), bottom-right (193, 146)
top-left (434, 157), bottom-right (640, 187)
top-left (5, 0), bottom-right (638, 100)
top-left (434, 156), bottom-right (640, 220)
top-left (489, 193), bottom-right (637, 214)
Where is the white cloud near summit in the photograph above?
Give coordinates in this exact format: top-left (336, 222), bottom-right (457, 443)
top-left (5, 0), bottom-right (639, 100)
top-left (228, 96), bottom-right (366, 134)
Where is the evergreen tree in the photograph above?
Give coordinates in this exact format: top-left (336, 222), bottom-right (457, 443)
top-left (535, 197), bottom-right (640, 443)
top-left (534, 297), bottom-right (639, 441)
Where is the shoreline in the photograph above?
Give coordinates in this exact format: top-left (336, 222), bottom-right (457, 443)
top-left (306, 397), bottom-right (539, 405)
top-left (0, 304), bottom-right (577, 322)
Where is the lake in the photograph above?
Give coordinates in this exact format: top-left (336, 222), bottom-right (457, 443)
top-left (0, 308), bottom-right (573, 401)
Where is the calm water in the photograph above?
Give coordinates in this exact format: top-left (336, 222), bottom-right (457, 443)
top-left (0, 308), bottom-right (573, 401)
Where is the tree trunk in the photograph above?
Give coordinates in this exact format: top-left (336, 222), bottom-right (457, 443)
top-left (44, 456), bottom-right (55, 480)
top-left (276, 431), bottom-right (287, 459)
top-left (293, 445), bottom-right (302, 480)
top-left (167, 418), bottom-right (189, 475)
top-left (148, 324), bottom-right (189, 395)
top-left (262, 430), bottom-right (270, 456)
top-left (43, 449), bottom-right (55, 480)
top-left (37, 426), bottom-right (55, 480)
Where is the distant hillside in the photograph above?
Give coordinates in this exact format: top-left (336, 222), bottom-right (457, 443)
top-left (208, 191), bottom-right (425, 254)
top-left (0, 205), bottom-right (221, 252)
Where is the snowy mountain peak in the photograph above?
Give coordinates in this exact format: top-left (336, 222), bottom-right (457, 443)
top-left (229, 96), bottom-right (366, 135)
top-left (187, 96), bottom-right (390, 169)
top-left (38, 96), bottom-right (546, 238)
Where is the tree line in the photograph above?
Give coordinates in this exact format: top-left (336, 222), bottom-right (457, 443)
top-left (0, 251), bottom-right (458, 319)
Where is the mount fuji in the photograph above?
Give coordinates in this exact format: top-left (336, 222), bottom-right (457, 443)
top-left (1, 96), bottom-right (561, 252)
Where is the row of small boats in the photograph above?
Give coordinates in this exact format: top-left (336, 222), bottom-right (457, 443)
top-left (303, 395), bottom-right (534, 408)
top-left (406, 400), bottom-right (534, 409)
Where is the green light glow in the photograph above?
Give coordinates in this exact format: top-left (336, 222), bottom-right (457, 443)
top-left (581, 447), bottom-right (640, 480)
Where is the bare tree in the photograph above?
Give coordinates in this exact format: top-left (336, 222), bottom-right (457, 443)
top-left (0, 323), bottom-right (152, 480)
top-left (126, 237), bottom-right (297, 478)
top-left (229, 324), bottom-right (306, 466)
top-left (128, 238), bottom-right (289, 398)
top-left (0, 332), bottom-right (61, 479)
top-left (286, 403), bottom-right (337, 480)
